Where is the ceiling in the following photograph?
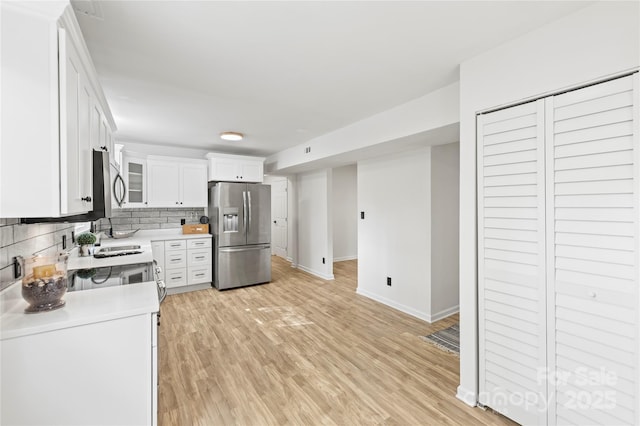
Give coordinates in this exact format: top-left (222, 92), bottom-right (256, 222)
top-left (74, 1), bottom-right (592, 158)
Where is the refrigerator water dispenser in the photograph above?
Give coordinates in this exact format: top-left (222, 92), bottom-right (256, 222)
top-left (223, 209), bottom-right (238, 233)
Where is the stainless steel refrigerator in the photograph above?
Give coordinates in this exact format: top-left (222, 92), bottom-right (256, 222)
top-left (209, 182), bottom-right (271, 290)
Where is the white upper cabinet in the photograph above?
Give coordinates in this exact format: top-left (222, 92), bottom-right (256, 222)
top-left (147, 157), bottom-right (208, 208)
top-left (147, 159), bottom-right (181, 208)
top-left (180, 164), bottom-right (208, 207)
top-left (121, 154), bottom-right (148, 208)
top-left (206, 153), bottom-right (265, 183)
top-left (0, 2), bottom-right (116, 218)
top-left (59, 27), bottom-right (93, 214)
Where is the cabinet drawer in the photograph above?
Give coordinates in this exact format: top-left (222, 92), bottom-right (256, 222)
top-left (187, 238), bottom-right (211, 249)
top-left (188, 248), bottom-right (211, 267)
top-left (188, 267), bottom-right (211, 285)
top-left (165, 240), bottom-right (186, 251)
top-left (165, 268), bottom-right (187, 288)
top-left (165, 251), bottom-right (186, 269)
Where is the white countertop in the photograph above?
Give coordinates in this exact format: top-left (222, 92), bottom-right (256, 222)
top-left (0, 229), bottom-right (211, 341)
top-left (137, 228), bottom-right (212, 242)
top-left (0, 280), bottom-right (159, 341)
top-left (67, 228), bottom-right (211, 270)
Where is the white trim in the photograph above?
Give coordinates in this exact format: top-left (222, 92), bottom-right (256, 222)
top-left (333, 255), bottom-right (357, 262)
top-left (429, 305), bottom-right (459, 322)
top-left (456, 386), bottom-right (477, 407)
top-left (356, 288), bottom-right (432, 323)
top-left (297, 264), bottom-right (334, 281)
top-left (166, 282), bottom-right (211, 295)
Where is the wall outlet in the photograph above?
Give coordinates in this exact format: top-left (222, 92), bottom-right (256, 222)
top-left (180, 218), bottom-right (186, 225)
top-left (387, 277), bottom-right (392, 286)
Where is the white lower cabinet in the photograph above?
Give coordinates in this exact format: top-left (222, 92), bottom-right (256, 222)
top-left (1, 313), bottom-right (156, 426)
top-left (477, 74), bottom-right (639, 425)
top-left (164, 241), bottom-right (187, 289)
top-left (165, 267), bottom-right (188, 288)
top-left (151, 241), bottom-right (165, 281)
top-left (153, 237), bottom-right (212, 291)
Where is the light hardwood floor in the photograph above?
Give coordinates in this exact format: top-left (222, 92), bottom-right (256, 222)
top-left (159, 257), bottom-right (513, 425)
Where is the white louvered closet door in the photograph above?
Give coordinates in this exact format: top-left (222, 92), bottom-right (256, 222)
top-left (546, 73), bottom-right (639, 425)
top-left (478, 99), bottom-right (548, 425)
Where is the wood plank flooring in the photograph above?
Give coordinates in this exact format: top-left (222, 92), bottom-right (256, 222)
top-left (159, 257), bottom-right (513, 425)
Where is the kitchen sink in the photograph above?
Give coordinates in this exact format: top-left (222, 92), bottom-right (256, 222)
top-left (96, 245), bottom-right (141, 252)
top-left (93, 245), bottom-right (143, 258)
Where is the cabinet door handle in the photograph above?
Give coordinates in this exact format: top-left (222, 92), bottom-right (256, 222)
top-left (81, 196), bottom-right (92, 202)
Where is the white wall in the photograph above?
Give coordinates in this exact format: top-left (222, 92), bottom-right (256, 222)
top-left (296, 169), bottom-right (333, 279)
top-left (332, 164), bottom-right (358, 261)
top-left (266, 82), bottom-right (459, 173)
top-left (357, 147), bottom-right (432, 321)
top-left (457, 1), bottom-right (640, 406)
top-left (430, 142), bottom-right (459, 321)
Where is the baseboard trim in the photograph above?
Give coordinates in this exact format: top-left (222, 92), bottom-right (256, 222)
top-left (297, 264), bottom-right (334, 280)
top-left (166, 282), bottom-right (211, 295)
top-left (429, 305), bottom-right (459, 322)
top-left (456, 386), bottom-right (477, 407)
top-left (356, 288), bottom-right (431, 323)
top-left (333, 255), bottom-right (357, 262)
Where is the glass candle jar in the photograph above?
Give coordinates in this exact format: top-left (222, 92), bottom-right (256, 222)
top-left (21, 253), bottom-right (69, 313)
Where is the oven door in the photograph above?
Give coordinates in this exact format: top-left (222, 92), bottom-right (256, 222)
top-left (121, 263), bottom-right (152, 285)
top-left (153, 259), bottom-right (167, 304)
top-left (68, 262), bottom-right (153, 292)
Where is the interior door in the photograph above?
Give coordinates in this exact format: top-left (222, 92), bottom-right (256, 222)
top-left (271, 179), bottom-right (288, 258)
top-left (216, 182), bottom-right (247, 247)
top-left (246, 184), bottom-right (271, 245)
top-left (477, 99), bottom-right (548, 425)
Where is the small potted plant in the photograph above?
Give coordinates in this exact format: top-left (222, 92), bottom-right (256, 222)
top-left (77, 232), bottom-right (97, 257)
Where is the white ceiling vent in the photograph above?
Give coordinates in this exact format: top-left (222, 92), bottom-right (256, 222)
top-left (71, 0), bottom-right (104, 20)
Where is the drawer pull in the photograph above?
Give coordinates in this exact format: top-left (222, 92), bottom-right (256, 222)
top-left (588, 291), bottom-right (597, 298)
top-left (170, 244), bottom-right (180, 247)
top-left (196, 273), bottom-right (205, 277)
top-left (171, 277), bottom-right (181, 280)
top-left (195, 256), bottom-right (205, 260)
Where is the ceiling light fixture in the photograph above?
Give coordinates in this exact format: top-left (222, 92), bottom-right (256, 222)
top-left (220, 131), bottom-right (243, 141)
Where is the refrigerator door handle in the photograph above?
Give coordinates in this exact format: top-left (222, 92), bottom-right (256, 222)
top-left (242, 191), bottom-right (248, 232)
top-left (247, 190), bottom-right (252, 232)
